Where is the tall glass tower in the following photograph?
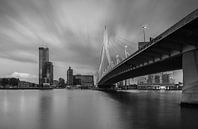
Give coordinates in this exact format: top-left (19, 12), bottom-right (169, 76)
top-left (67, 66), bottom-right (73, 85)
top-left (39, 47), bottom-right (53, 86)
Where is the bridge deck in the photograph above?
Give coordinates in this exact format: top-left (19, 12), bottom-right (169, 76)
top-left (98, 9), bottom-right (198, 85)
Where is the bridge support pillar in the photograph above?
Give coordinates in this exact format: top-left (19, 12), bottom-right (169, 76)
top-left (181, 49), bottom-right (198, 105)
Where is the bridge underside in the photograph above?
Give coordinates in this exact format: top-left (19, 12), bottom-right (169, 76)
top-left (98, 54), bottom-right (182, 86)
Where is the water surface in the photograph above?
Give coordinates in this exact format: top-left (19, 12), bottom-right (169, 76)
top-left (0, 89), bottom-right (197, 129)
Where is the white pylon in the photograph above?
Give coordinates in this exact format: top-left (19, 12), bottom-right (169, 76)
top-left (98, 26), bottom-right (113, 79)
top-left (104, 26), bottom-right (112, 66)
top-left (98, 44), bottom-right (106, 79)
top-left (98, 26), bottom-right (109, 76)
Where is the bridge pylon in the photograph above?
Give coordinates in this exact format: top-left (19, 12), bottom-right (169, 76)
top-left (181, 48), bottom-right (198, 105)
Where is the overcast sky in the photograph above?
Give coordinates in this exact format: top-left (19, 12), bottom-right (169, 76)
top-left (0, 0), bottom-right (197, 83)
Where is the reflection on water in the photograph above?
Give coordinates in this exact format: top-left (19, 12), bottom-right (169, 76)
top-left (0, 89), bottom-right (197, 129)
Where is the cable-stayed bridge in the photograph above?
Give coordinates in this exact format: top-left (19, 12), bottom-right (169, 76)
top-left (97, 9), bottom-right (198, 105)
top-left (97, 26), bottom-right (134, 82)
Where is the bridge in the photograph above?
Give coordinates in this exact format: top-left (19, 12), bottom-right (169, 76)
top-left (97, 8), bottom-right (198, 105)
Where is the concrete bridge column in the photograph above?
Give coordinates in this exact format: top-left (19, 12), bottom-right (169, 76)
top-left (182, 49), bottom-right (198, 105)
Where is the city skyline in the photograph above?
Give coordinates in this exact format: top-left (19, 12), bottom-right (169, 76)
top-left (0, 0), bottom-right (197, 83)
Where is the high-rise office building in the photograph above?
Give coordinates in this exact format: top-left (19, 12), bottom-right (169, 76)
top-left (44, 62), bottom-right (53, 85)
top-left (39, 47), bottom-right (49, 85)
top-left (67, 66), bottom-right (73, 85)
top-left (39, 47), bottom-right (53, 86)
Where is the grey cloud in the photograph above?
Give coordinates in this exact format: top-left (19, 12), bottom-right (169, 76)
top-left (0, 51), bottom-right (37, 63)
top-left (0, 0), bottom-right (197, 81)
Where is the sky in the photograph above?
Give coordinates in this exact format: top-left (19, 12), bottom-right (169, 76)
top-left (0, 0), bottom-right (197, 83)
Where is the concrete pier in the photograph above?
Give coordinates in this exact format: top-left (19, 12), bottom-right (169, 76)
top-left (181, 49), bottom-right (198, 105)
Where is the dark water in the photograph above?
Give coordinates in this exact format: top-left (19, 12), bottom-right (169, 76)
top-left (0, 89), bottom-right (197, 129)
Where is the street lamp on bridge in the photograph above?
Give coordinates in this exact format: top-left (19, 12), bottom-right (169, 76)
top-left (142, 25), bottom-right (148, 42)
top-left (116, 54), bottom-right (120, 64)
top-left (124, 45), bottom-right (130, 58)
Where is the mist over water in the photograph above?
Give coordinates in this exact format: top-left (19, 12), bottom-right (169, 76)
top-left (0, 89), bottom-right (197, 129)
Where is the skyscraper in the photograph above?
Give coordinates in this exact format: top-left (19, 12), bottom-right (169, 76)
top-left (67, 66), bottom-right (73, 85)
top-left (44, 62), bottom-right (53, 85)
top-left (39, 47), bottom-right (53, 86)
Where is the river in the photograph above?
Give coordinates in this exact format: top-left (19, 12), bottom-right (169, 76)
top-left (0, 89), bottom-right (197, 129)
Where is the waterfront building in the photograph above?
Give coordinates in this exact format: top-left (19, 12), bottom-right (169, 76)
top-left (44, 62), bottom-right (53, 85)
top-left (117, 81), bottom-right (124, 88)
top-left (137, 76), bottom-right (147, 85)
top-left (154, 74), bottom-right (161, 84)
top-left (18, 81), bottom-right (38, 88)
top-left (147, 74), bottom-right (154, 84)
top-left (0, 78), bottom-right (20, 88)
top-left (73, 74), bottom-right (81, 85)
top-left (39, 47), bottom-right (53, 86)
top-left (67, 66), bottom-right (73, 85)
top-left (39, 47), bottom-right (49, 85)
top-left (162, 72), bottom-right (174, 85)
top-left (73, 74), bottom-right (94, 88)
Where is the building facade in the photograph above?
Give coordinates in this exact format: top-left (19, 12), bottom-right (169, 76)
top-left (154, 74), bottom-right (161, 84)
top-left (44, 62), bottom-right (53, 85)
top-left (147, 75), bottom-right (154, 84)
top-left (39, 47), bottom-right (53, 86)
top-left (162, 72), bottom-right (174, 85)
top-left (67, 67), bottom-right (73, 85)
top-left (73, 75), bottom-right (94, 87)
top-left (73, 74), bottom-right (81, 85)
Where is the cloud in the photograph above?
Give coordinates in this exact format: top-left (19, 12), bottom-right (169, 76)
top-left (0, 50), bottom-right (37, 63)
top-left (6, 72), bottom-right (37, 83)
top-left (11, 72), bottom-right (33, 78)
top-left (0, 0), bottom-right (197, 82)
